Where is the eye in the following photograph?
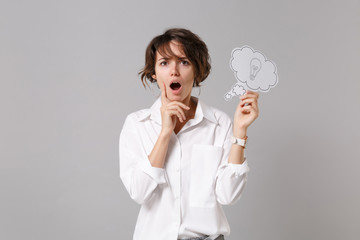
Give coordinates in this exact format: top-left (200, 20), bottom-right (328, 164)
top-left (160, 61), bottom-right (167, 66)
top-left (180, 60), bottom-right (190, 65)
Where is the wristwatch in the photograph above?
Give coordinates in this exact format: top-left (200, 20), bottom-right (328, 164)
top-left (230, 136), bottom-right (248, 148)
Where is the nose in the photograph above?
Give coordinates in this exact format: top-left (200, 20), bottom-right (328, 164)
top-left (170, 62), bottom-right (179, 76)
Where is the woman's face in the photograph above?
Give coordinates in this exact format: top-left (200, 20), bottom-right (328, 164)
top-left (152, 41), bottom-right (195, 103)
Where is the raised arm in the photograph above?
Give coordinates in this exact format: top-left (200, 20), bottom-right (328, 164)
top-left (228, 90), bottom-right (259, 164)
top-left (148, 82), bottom-right (190, 168)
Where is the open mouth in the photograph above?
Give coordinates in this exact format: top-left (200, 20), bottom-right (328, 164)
top-left (170, 82), bottom-right (181, 90)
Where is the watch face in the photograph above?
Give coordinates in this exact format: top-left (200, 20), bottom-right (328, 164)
top-left (231, 137), bottom-right (236, 144)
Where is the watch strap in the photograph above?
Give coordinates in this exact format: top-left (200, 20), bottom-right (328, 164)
top-left (231, 136), bottom-right (248, 148)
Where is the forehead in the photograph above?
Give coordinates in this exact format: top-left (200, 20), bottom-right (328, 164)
top-left (156, 41), bottom-right (187, 59)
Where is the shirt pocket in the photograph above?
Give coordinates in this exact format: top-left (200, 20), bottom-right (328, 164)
top-left (189, 144), bottom-right (223, 208)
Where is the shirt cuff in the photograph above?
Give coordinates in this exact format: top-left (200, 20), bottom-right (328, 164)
top-left (139, 159), bottom-right (167, 185)
top-left (228, 159), bottom-right (250, 178)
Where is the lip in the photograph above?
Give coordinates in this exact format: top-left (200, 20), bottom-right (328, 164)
top-left (169, 80), bottom-right (182, 95)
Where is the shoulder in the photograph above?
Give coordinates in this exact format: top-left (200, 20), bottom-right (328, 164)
top-left (122, 108), bottom-right (151, 130)
top-left (127, 108), bottom-right (151, 121)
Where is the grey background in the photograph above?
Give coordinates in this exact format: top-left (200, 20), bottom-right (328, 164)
top-left (1, 0), bottom-right (359, 239)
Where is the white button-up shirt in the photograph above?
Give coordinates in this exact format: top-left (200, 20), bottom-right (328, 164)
top-left (119, 97), bottom-right (250, 240)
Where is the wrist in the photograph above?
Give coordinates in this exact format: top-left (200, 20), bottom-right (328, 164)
top-left (233, 127), bottom-right (247, 139)
top-left (160, 129), bottom-right (172, 139)
top-left (230, 135), bottom-right (248, 148)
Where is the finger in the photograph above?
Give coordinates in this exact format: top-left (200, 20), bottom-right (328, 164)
top-left (245, 90), bottom-right (259, 97)
top-left (176, 112), bottom-right (184, 123)
top-left (239, 98), bottom-right (257, 111)
top-left (241, 105), bottom-right (254, 114)
top-left (252, 100), bottom-right (259, 112)
top-left (174, 110), bottom-right (184, 122)
top-left (167, 105), bottom-right (186, 121)
top-left (240, 98), bottom-right (256, 107)
top-left (240, 93), bottom-right (258, 101)
top-left (177, 107), bottom-right (187, 121)
top-left (167, 101), bottom-right (190, 111)
top-left (240, 91), bottom-right (259, 100)
top-left (241, 105), bottom-right (259, 117)
top-left (168, 110), bottom-right (183, 123)
top-left (161, 82), bottom-right (168, 105)
top-left (243, 92), bottom-right (259, 112)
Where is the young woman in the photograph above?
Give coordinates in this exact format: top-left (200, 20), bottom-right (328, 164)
top-left (119, 28), bottom-right (259, 240)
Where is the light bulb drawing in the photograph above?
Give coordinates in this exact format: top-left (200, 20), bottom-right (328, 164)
top-left (250, 58), bottom-right (261, 80)
top-left (224, 46), bottom-right (279, 102)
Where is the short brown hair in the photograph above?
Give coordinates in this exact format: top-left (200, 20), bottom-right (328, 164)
top-left (139, 28), bottom-right (211, 88)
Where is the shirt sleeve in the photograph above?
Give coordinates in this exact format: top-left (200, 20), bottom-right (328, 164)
top-left (119, 115), bottom-right (167, 205)
top-left (215, 121), bottom-right (250, 206)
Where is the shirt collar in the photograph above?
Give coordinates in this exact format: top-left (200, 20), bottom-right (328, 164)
top-left (135, 96), bottom-right (218, 125)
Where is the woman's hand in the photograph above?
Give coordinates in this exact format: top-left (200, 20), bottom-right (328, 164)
top-left (159, 83), bottom-right (190, 135)
top-left (233, 90), bottom-right (259, 138)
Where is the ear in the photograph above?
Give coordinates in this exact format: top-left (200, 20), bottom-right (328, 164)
top-left (152, 74), bottom-right (156, 80)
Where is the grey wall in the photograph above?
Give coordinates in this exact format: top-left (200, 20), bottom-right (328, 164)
top-left (1, 0), bottom-right (359, 239)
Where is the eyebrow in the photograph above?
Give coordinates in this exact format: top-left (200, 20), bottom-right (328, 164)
top-left (157, 56), bottom-right (189, 61)
top-left (157, 57), bottom-right (169, 61)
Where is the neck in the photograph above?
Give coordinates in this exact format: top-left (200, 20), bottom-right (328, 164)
top-left (186, 96), bottom-right (197, 118)
top-left (182, 95), bottom-right (192, 107)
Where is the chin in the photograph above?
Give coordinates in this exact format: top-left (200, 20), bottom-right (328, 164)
top-left (167, 90), bottom-right (191, 103)
top-left (168, 95), bottom-right (183, 102)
